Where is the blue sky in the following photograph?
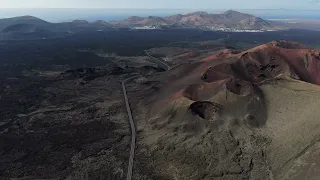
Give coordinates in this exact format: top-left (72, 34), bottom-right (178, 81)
top-left (1, 0), bottom-right (320, 9)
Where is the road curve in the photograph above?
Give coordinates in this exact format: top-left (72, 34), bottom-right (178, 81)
top-left (123, 53), bottom-right (170, 180)
top-left (144, 50), bottom-right (170, 70)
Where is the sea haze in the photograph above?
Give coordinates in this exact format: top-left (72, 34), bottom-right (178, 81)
top-left (1, 8), bottom-right (320, 22)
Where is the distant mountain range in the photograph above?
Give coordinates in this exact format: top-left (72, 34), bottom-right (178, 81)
top-left (0, 10), bottom-right (309, 40)
top-left (110, 10), bottom-right (275, 30)
top-left (0, 15), bottom-right (115, 31)
top-left (0, 15), bottom-right (114, 40)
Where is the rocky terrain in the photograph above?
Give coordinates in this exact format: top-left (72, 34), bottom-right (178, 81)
top-left (0, 62), bottom-right (129, 180)
top-left (1, 24), bottom-right (320, 180)
top-left (0, 48), bottom-right (164, 179)
top-left (125, 41), bottom-right (320, 179)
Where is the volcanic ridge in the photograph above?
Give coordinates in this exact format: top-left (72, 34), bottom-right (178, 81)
top-left (130, 41), bottom-right (320, 180)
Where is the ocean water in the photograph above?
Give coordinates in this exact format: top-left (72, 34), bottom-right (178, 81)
top-left (242, 9), bottom-right (320, 20)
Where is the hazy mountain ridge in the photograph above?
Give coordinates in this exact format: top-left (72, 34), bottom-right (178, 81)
top-left (0, 10), bottom-right (309, 40)
top-left (110, 10), bottom-right (274, 30)
top-left (0, 16), bottom-right (50, 29)
top-left (0, 15), bottom-right (113, 40)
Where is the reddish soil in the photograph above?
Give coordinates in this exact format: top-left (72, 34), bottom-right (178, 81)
top-left (155, 41), bottom-right (320, 103)
top-left (172, 51), bottom-right (200, 60)
top-left (147, 41), bottom-right (320, 128)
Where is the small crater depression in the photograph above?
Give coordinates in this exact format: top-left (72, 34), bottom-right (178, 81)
top-left (201, 64), bottom-right (233, 83)
top-left (189, 101), bottom-right (224, 120)
top-left (226, 79), bottom-right (252, 96)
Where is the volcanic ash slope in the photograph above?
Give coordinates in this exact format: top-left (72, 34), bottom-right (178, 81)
top-left (132, 41), bottom-right (320, 180)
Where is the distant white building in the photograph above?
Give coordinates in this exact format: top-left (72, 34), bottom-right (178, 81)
top-left (208, 26), bottom-right (267, 32)
top-left (133, 26), bottom-right (157, 30)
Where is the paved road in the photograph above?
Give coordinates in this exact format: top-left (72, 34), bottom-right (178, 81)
top-left (122, 81), bottom-right (136, 180)
top-left (122, 75), bottom-right (140, 180)
top-left (123, 52), bottom-right (170, 180)
top-left (144, 50), bottom-right (171, 70)
top-left (123, 32), bottom-right (228, 180)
